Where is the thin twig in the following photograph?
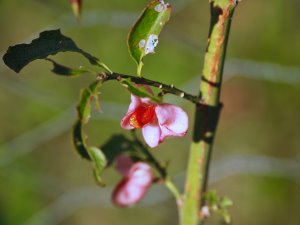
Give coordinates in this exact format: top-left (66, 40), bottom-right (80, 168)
top-left (98, 72), bottom-right (201, 104)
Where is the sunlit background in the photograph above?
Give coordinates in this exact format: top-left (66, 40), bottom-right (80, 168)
top-left (0, 0), bottom-right (299, 225)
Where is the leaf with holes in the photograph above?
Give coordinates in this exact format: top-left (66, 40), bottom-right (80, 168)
top-left (128, 0), bottom-right (171, 72)
top-left (2, 29), bottom-right (110, 73)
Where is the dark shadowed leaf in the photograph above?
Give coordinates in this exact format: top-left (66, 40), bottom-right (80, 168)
top-left (73, 120), bottom-right (90, 160)
top-left (46, 58), bottom-right (88, 76)
top-left (101, 134), bottom-right (136, 166)
top-left (2, 29), bottom-right (106, 73)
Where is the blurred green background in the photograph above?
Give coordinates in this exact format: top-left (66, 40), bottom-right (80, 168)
top-left (0, 0), bottom-right (299, 225)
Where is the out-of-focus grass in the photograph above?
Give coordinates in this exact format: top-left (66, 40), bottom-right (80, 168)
top-left (0, 0), bottom-right (299, 225)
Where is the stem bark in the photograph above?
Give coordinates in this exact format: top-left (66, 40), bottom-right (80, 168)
top-left (180, 1), bottom-right (237, 225)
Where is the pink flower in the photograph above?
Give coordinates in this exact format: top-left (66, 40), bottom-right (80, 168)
top-left (121, 86), bottom-right (188, 148)
top-left (112, 156), bottom-right (153, 207)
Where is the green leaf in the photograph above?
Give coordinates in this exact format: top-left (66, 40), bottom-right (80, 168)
top-left (72, 122), bottom-right (107, 185)
top-left (73, 120), bottom-right (107, 186)
top-left (220, 197), bottom-right (233, 209)
top-left (46, 58), bottom-right (88, 76)
top-left (128, 0), bottom-right (171, 74)
top-left (88, 146), bottom-right (107, 186)
top-left (2, 29), bottom-right (110, 73)
top-left (204, 190), bottom-right (218, 205)
top-left (77, 81), bottom-right (101, 124)
top-left (73, 120), bottom-right (90, 160)
top-left (73, 80), bottom-right (101, 154)
top-left (101, 134), bottom-right (136, 166)
top-left (73, 81), bottom-right (107, 186)
top-left (222, 210), bottom-right (231, 224)
top-left (73, 81), bottom-right (101, 159)
top-left (120, 78), bottom-right (161, 103)
top-left (219, 196), bottom-right (233, 224)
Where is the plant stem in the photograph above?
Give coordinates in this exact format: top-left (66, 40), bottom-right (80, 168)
top-left (180, 1), bottom-right (237, 225)
top-left (137, 62), bottom-right (143, 77)
top-left (99, 72), bottom-right (201, 104)
top-left (165, 179), bottom-right (181, 202)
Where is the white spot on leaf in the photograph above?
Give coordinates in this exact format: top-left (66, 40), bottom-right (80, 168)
top-left (139, 39), bottom-right (146, 48)
top-left (154, 0), bottom-right (169, 12)
top-left (145, 34), bottom-right (158, 55)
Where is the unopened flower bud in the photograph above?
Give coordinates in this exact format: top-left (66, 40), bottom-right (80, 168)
top-left (112, 162), bottom-right (153, 207)
top-left (69, 0), bottom-right (82, 19)
top-left (200, 206), bottom-right (210, 218)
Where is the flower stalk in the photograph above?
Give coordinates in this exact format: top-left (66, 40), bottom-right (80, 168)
top-left (180, 1), bottom-right (237, 225)
top-left (131, 130), bottom-right (181, 203)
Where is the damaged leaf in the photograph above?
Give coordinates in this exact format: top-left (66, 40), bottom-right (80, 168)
top-left (128, 0), bottom-right (171, 75)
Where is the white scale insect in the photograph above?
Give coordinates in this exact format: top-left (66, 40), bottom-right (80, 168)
top-left (138, 1), bottom-right (170, 55)
top-left (154, 0), bottom-right (169, 13)
top-left (139, 34), bottom-right (159, 55)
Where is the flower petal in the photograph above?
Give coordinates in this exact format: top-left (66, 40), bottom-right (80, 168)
top-left (121, 85), bottom-right (155, 129)
top-left (120, 95), bottom-right (142, 129)
top-left (112, 178), bottom-right (147, 207)
top-left (155, 104), bottom-right (188, 140)
top-left (141, 119), bottom-right (161, 148)
top-left (112, 162), bottom-right (152, 207)
top-left (129, 94), bottom-right (142, 112)
top-left (120, 114), bottom-right (133, 129)
top-left (129, 162), bottom-right (153, 186)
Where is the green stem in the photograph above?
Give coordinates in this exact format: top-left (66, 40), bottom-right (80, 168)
top-left (137, 62), bottom-right (143, 77)
top-left (98, 61), bottom-right (113, 74)
top-left (180, 1), bottom-right (237, 225)
top-left (165, 179), bottom-right (181, 202)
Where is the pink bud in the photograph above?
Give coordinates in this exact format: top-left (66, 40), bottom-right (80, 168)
top-left (114, 155), bottom-right (134, 176)
top-left (112, 162), bottom-right (153, 207)
top-left (69, 0), bottom-right (82, 19)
